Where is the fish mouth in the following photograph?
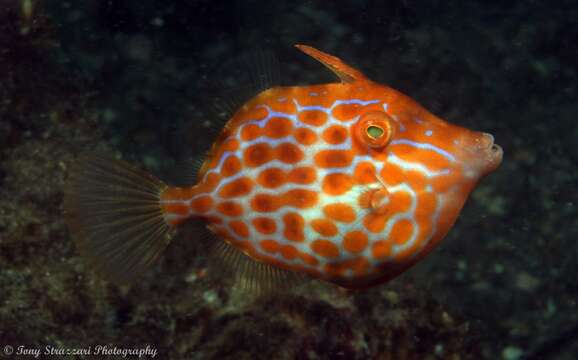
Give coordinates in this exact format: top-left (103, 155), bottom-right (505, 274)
top-left (482, 132), bottom-right (503, 160)
top-left (457, 131), bottom-right (503, 178)
top-left (475, 132), bottom-right (503, 175)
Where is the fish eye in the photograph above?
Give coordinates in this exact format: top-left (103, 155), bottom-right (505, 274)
top-left (356, 111), bottom-right (395, 148)
top-left (366, 125), bottom-right (384, 139)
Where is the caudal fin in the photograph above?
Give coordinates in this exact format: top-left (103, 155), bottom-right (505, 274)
top-left (63, 154), bottom-right (175, 285)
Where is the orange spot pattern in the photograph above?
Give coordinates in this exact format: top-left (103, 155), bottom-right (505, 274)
top-left (251, 189), bottom-right (318, 212)
top-left (218, 177), bottom-right (253, 198)
top-left (332, 103), bottom-right (361, 121)
top-left (264, 117), bottom-right (293, 138)
top-left (311, 239), bottom-right (340, 258)
top-left (322, 125), bottom-right (348, 144)
top-left (257, 168), bottom-right (286, 189)
top-left (251, 193), bottom-right (281, 212)
top-left (217, 201), bottom-right (243, 217)
top-left (252, 217), bottom-right (277, 234)
top-left (288, 167), bottom-right (317, 184)
top-left (156, 44), bottom-right (499, 291)
top-left (294, 127), bottom-right (317, 145)
top-left (283, 212), bottom-right (305, 242)
top-left (323, 203), bottom-right (356, 223)
top-left (240, 124), bottom-right (262, 141)
top-left (343, 231), bottom-right (368, 254)
top-left (363, 212), bottom-right (387, 233)
top-left (371, 240), bottom-right (392, 259)
top-left (189, 90), bottom-right (464, 290)
top-left (199, 173), bottom-right (221, 193)
top-left (311, 218), bottom-right (338, 237)
top-left (314, 150), bottom-right (353, 168)
top-left (298, 110), bottom-right (327, 126)
top-left (244, 143), bottom-right (273, 168)
top-left (380, 163), bottom-right (404, 185)
top-left (322, 173), bottom-right (353, 196)
top-left (243, 142), bottom-right (304, 168)
top-left (391, 219), bottom-right (414, 245)
top-left (353, 161), bottom-right (376, 184)
top-left (257, 166), bottom-right (316, 189)
top-left (229, 220), bottom-right (250, 238)
top-left (276, 143), bottom-right (304, 164)
top-left (260, 239), bottom-right (279, 253)
top-left (221, 156), bottom-right (242, 177)
top-left (275, 244), bottom-right (297, 260)
top-left (190, 118), bottom-right (434, 287)
top-left (388, 191), bottom-right (413, 214)
top-left (282, 189), bottom-right (318, 209)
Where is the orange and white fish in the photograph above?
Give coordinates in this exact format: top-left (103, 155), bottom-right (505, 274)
top-left (64, 44), bottom-right (502, 290)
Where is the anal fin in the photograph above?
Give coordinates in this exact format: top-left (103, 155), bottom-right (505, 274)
top-left (205, 235), bottom-right (306, 297)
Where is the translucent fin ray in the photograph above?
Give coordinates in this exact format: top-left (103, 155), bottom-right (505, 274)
top-left (206, 235), bottom-right (306, 296)
top-left (172, 154), bottom-right (206, 187)
top-left (208, 50), bottom-right (281, 126)
top-left (64, 154), bottom-right (174, 285)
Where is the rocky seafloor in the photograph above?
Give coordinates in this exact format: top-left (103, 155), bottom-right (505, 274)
top-left (0, 1), bottom-right (577, 359)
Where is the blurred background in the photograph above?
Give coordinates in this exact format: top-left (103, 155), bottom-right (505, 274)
top-left (0, 0), bottom-right (577, 358)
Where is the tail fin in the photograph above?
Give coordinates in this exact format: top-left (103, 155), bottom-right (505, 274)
top-left (63, 154), bottom-right (175, 285)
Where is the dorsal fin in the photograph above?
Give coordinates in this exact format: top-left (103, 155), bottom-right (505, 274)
top-left (209, 50), bottom-right (281, 123)
top-left (295, 44), bottom-right (368, 83)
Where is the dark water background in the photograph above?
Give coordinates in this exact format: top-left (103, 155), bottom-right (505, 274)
top-left (0, 0), bottom-right (577, 359)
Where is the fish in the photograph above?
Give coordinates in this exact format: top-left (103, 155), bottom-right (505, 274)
top-left (64, 44), bottom-right (503, 291)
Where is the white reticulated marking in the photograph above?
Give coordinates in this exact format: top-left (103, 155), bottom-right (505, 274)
top-left (387, 154), bottom-right (450, 178)
top-left (214, 98), bottom-right (381, 269)
top-left (391, 139), bottom-right (456, 162)
top-left (293, 102), bottom-right (328, 113)
top-left (425, 130), bottom-right (433, 137)
top-left (179, 96), bottom-right (459, 277)
top-left (294, 98), bottom-right (381, 115)
top-left (386, 110), bottom-right (406, 132)
top-left (204, 151), bottom-right (235, 177)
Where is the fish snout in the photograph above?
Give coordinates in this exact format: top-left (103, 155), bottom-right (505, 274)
top-left (459, 131), bottom-right (503, 178)
top-left (478, 132), bottom-right (503, 174)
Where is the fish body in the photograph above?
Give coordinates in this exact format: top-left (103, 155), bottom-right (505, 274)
top-left (158, 45), bottom-right (502, 288)
top-left (65, 45), bottom-right (502, 290)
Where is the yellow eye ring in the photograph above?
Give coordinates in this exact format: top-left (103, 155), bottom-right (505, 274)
top-left (356, 111), bottom-right (395, 148)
